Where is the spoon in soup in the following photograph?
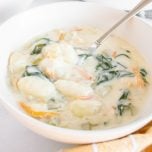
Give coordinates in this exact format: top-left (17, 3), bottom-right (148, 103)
top-left (89, 0), bottom-right (152, 53)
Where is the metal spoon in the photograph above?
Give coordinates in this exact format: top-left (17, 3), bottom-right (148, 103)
top-left (89, 0), bottom-right (152, 53)
top-left (125, 9), bottom-right (152, 19)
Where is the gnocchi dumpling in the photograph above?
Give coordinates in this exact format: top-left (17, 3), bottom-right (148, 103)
top-left (48, 29), bottom-right (66, 41)
top-left (70, 100), bottom-right (102, 117)
top-left (9, 52), bottom-right (29, 74)
top-left (40, 58), bottom-right (91, 81)
top-left (8, 52), bottom-right (30, 90)
top-left (17, 76), bottom-right (59, 102)
top-left (55, 80), bottom-right (93, 99)
top-left (42, 42), bottom-right (78, 64)
top-left (39, 58), bottom-right (73, 80)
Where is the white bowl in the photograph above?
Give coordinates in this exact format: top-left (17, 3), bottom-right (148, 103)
top-left (0, 1), bottom-right (152, 144)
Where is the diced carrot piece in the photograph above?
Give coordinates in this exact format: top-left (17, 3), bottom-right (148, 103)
top-left (112, 51), bottom-right (117, 58)
top-left (133, 67), bottom-right (145, 88)
top-left (20, 102), bottom-right (57, 118)
top-left (73, 27), bottom-right (83, 31)
top-left (76, 67), bottom-right (92, 80)
top-left (45, 68), bottom-right (58, 80)
top-left (79, 95), bottom-right (94, 100)
top-left (58, 33), bottom-right (65, 41)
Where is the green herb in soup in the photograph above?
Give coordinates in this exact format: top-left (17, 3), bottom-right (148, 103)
top-left (8, 26), bottom-right (150, 130)
top-left (117, 90), bottom-right (133, 116)
top-left (22, 65), bottom-right (42, 77)
top-left (115, 53), bottom-right (130, 59)
top-left (140, 68), bottom-right (148, 84)
top-left (94, 54), bottom-right (134, 85)
top-left (22, 65), bottom-right (49, 80)
top-left (30, 38), bottom-right (50, 55)
top-left (78, 53), bottom-right (92, 60)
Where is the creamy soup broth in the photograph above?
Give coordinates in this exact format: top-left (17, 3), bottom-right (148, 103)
top-left (8, 26), bottom-right (150, 130)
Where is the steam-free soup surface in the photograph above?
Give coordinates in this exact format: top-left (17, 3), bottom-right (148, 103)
top-left (8, 26), bottom-right (150, 130)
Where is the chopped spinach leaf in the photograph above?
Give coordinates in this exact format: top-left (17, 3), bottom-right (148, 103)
top-left (95, 70), bottom-right (134, 85)
top-left (48, 117), bottom-right (60, 126)
top-left (94, 54), bottom-right (134, 85)
top-left (118, 70), bottom-right (134, 78)
top-left (32, 57), bottom-right (43, 65)
top-left (96, 54), bottom-right (112, 62)
top-left (96, 74), bottom-right (112, 85)
top-left (140, 68), bottom-right (148, 84)
top-left (126, 50), bottom-right (131, 53)
top-left (117, 90), bottom-right (133, 116)
top-left (78, 54), bottom-right (92, 60)
top-left (115, 54), bottom-right (130, 59)
top-left (30, 38), bottom-right (50, 55)
top-left (47, 98), bottom-right (64, 110)
top-left (103, 121), bottom-right (108, 126)
top-left (47, 100), bottom-right (60, 110)
top-left (119, 90), bottom-right (130, 101)
top-left (74, 47), bottom-right (88, 51)
top-left (117, 103), bottom-right (133, 116)
top-left (22, 65), bottom-right (49, 80)
top-left (22, 65), bottom-right (42, 77)
top-left (36, 38), bottom-right (50, 42)
top-left (116, 62), bottom-right (127, 69)
top-left (96, 55), bottom-right (114, 70)
top-left (96, 71), bottom-right (115, 85)
top-left (50, 98), bottom-right (56, 102)
top-left (30, 43), bottom-right (47, 55)
top-left (140, 68), bottom-right (148, 77)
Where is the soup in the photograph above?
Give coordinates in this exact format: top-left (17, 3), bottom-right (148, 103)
top-left (8, 26), bottom-right (150, 130)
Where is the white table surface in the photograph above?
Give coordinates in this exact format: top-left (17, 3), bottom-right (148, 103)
top-left (0, 1), bottom-right (152, 152)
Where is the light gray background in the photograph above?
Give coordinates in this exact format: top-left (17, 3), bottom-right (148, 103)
top-left (0, 0), bottom-right (151, 152)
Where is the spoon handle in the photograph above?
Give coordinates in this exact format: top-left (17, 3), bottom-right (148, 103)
top-left (96, 0), bottom-right (152, 46)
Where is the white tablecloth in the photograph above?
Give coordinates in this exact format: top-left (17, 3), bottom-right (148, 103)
top-left (0, 1), bottom-right (152, 152)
